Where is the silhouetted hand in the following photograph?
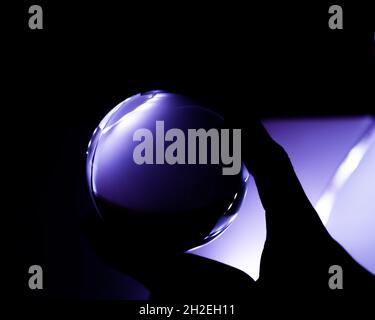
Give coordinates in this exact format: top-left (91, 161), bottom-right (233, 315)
top-left (240, 120), bottom-right (375, 294)
top-left (82, 215), bottom-right (255, 300)
top-left (83, 118), bottom-right (375, 301)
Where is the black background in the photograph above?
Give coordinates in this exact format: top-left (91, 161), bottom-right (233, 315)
top-left (4, 1), bottom-right (375, 303)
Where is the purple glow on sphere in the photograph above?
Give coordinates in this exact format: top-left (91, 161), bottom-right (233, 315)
top-left (86, 91), bottom-right (248, 253)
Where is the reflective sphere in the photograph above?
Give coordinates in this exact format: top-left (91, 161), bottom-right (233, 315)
top-left (86, 91), bottom-right (248, 253)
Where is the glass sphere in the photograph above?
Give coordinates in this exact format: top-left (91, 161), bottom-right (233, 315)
top-left (86, 91), bottom-right (248, 253)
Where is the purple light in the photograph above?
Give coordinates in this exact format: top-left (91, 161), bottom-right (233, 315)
top-left (316, 123), bottom-right (375, 224)
top-left (192, 116), bottom-right (375, 279)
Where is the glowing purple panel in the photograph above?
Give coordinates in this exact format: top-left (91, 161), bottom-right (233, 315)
top-left (191, 116), bottom-right (375, 279)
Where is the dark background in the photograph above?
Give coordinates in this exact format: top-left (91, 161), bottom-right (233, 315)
top-left (4, 1), bottom-right (374, 300)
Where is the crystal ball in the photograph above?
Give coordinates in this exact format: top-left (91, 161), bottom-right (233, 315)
top-left (86, 91), bottom-right (248, 254)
